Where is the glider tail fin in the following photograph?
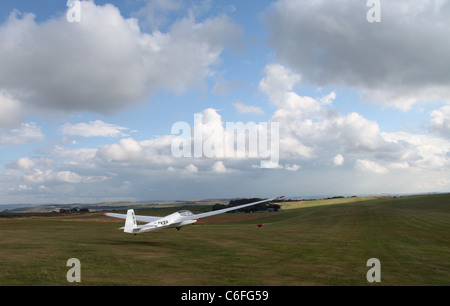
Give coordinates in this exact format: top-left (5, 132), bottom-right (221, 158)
top-left (124, 209), bottom-right (138, 234)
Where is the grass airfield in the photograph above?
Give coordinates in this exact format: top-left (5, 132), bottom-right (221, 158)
top-left (0, 194), bottom-right (449, 286)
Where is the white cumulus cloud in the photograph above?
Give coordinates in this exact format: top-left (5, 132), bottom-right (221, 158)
top-left (60, 120), bottom-right (129, 138)
top-left (0, 2), bottom-right (242, 114)
top-left (7, 157), bottom-right (36, 170)
top-left (211, 161), bottom-right (227, 173)
top-left (333, 154), bottom-right (344, 166)
top-left (0, 91), bottom-right (22, 128)
top-left (0, 122), bottom-right (44, 148)
top-left (355, 159), bottom-right (388, 174)
top-left (233, 101), bottom-right (264, 115)
top-left (430, 106), bottom-right (450, 139)
top-left (264, 0), bottom-right (450, 110)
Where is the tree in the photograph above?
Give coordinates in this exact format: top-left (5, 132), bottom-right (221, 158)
top-left (212, 204), bottom-right (227, 211)
top-left (211, 198), bottom-right (281, 213)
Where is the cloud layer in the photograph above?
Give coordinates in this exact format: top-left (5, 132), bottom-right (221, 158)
top-left (1, 1), bottom-right (450, 204)
top-left (4, 63), bottom-right (450, 203)
top-left (264, 0), bottom-right (450, 110)
top-left (0, 1), bottom-right (241, 115)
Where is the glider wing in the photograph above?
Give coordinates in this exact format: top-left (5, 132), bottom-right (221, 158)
top-left (177, 196), bottom-right (284, 222)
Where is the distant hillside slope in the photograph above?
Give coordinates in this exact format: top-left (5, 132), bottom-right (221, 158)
top-left (0, 199), bottom-right (231, 213)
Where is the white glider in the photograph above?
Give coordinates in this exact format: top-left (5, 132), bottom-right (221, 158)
top-left (105, 196), bottom-right (284, 235)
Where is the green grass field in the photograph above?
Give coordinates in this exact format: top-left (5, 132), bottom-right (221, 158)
top-left (1, 194), bottom-right (449, 285)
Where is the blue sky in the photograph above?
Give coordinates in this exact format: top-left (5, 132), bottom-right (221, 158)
top-left (0, 0), bottom-right (449, 204)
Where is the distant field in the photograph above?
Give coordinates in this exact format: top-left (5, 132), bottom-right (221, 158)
top-left (279, 196), bottom-right (381, 209)
top-left (0, 194), bottom-right (449, 285)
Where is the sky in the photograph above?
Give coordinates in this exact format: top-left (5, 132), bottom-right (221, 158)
top-left (0, 0), bottom-right (449, 204)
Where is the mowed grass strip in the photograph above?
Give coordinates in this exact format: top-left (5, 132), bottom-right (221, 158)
top-left (0, 194), bottom-right (449, 285)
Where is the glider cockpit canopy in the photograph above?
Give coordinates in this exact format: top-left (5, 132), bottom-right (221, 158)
top-left (178, 210), bottom-right (193, 217)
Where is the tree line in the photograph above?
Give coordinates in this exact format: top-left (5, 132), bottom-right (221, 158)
top-left (58, 208), bottom-right (90, 213)
top-left (212, 198), bottom-right (281, 213)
